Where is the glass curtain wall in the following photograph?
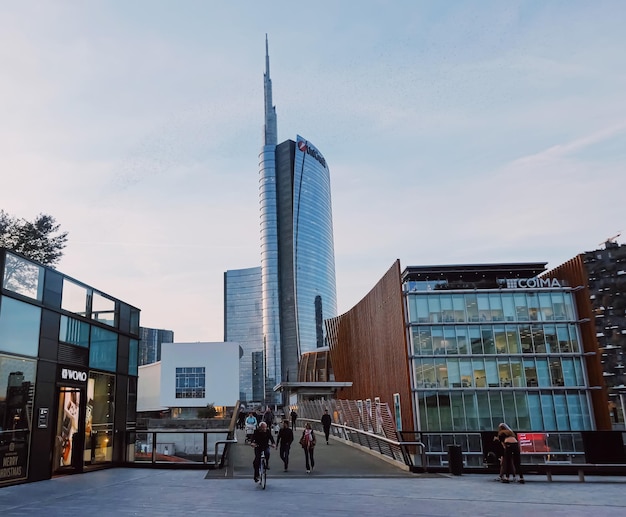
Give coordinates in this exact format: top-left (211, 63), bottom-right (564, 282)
top-left (407, 290), bottom-right (593, 433)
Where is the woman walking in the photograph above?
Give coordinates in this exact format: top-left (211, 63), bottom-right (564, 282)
top-left (300, 422), bottom-right (316, 473)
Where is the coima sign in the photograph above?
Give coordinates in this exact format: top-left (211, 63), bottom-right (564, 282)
top-left (61, 368), bottom-right (87, 382)
top-left (505, 278), bottom-right (563, 288)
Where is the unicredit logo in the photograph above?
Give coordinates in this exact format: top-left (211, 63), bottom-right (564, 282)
top-left (297, 139), bottom-right (327, 168)
top-left (62, 368), bottom-right (87, 382)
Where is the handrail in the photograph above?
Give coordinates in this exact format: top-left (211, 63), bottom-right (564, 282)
top-left (299, 417), bottom-right (427, 471)
top-left (215, 439), bottom-right (238, 468)
top-left (136, 429), bottom-right (233, 466)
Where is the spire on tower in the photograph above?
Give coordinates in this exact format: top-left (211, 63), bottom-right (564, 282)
top-left (264, 34), bottom-right (278, 146)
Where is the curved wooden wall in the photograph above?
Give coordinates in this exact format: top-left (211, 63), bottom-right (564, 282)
top-left (325, 260), bottom-right (414, 431)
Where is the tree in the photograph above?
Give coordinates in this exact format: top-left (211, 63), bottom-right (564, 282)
top-left (197, 403), bottom-right (218, 419)
top-left (0, 210), bottom-right (68, 267)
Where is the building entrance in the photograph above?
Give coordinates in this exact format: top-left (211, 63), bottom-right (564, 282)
top-left (53, 387), bottom-right (84, 474)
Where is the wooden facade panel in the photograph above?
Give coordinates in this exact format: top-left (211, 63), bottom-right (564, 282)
top-left (546, 255), bottom-right (612, 430)
top-left (326, 260), bottom-right (414, 431)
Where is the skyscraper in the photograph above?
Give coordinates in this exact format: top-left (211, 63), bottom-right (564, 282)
top-left (224, 266), bottom-right (263, 404)
top-left (259, 37), bottom-right (338, 402)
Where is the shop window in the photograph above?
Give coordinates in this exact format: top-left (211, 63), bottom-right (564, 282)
top-left (59, 315), bottom-right (90, 347)
top-left (86, 372), bottom-right (115, 464)
top-left (2, 252), bottom-right (44, 301)
top-left (0, 355), bottom-right (36, 485)
top-left (0, 297), bottom-right (41, 357)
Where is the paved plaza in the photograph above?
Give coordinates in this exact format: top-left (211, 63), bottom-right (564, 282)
top-left (1, 431), bottom-right (625, 516)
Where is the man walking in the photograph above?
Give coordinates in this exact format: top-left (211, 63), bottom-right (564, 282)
top-left (290, 408), bottom-right (298, 430)
top-left (321, 409), bottom-right (332, 444)
top-left (276, 420), bottom-right (294, 471)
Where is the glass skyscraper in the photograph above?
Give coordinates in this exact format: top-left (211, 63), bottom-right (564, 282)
top-left (259, 38), bottom-right (337, 402)
top-left (224, 267), bottom-right (263, 404)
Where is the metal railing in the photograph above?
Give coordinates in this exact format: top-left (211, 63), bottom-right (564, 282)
top-left (300, 417), bottom-right (427, 471)
top-left (134, 429), bottom-right (235, 466)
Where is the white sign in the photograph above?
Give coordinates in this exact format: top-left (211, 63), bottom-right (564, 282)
top-left (505, 278), bottom-right (562, 288)
top-left (61, 368), bottom-right (87, 382)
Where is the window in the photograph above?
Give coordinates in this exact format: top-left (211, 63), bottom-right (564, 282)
top-left (59, 315), bottom-right (90, 347)
top-left (92, 292), bottom-right (116, 327)
top-left (62, 279), bottom-right (88, 316)
top-left (0, 297), bottom-right (41, 357)
top-left (128, 339), bottom-right (138, 376)
top-left (2, 252), bottom-right (44, 301)
top-left (175, 367), bottom-right (206, 398)
top-left (90, 326), bottom-right (118, 372)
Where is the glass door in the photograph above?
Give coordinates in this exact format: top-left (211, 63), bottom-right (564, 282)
top-left (53, 387), bottom-right (82, 473)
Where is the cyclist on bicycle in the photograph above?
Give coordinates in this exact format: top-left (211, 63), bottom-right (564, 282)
top-left (250, 421), bottom-right (275, 483)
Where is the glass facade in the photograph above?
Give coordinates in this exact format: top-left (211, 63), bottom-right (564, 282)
top-left (406, 288), bottom-right (594, 433)
top-left (258, 43), bottom-right (337, 403)
top-left (0, 248), bottom-right (140, 485)
top-left (292, 136), bottom-right (338, 353)
top-left (224, 267), bottom-right (263, 404)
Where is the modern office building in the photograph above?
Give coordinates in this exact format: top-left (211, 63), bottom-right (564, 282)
top-left (224, 267), bottom-right (263, 404)
top-left (258, 37), bottom-right (338, 402)
top-left (138, 326), bottom-right (174, 366)
top-left (545, 239), bottom-right (626, 427)
top-left (327, 260), bottom-right (603, 466)
top-left (0, 248), bottom-right (140, 487)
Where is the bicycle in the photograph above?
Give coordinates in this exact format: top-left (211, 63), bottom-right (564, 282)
top-left (258, 449), bottom-right (268, 489)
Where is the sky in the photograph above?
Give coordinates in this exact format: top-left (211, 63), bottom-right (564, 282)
top-left (1, 1), bottom-right (625, 342)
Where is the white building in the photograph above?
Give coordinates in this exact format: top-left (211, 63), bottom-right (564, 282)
top-left (137, 342), bottom-right (239, 414)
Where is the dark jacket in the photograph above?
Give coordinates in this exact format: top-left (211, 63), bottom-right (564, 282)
top-left (321, 413), bottom-right (332, 428)
top-left (251, 428), bottom-right (275, 449)
top-left (276, 427), bottom-right (294, 448)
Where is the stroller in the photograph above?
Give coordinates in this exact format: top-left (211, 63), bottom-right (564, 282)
top-left (245, 419), bottom-right (257, 444)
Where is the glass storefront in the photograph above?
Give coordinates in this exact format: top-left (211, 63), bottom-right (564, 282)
top-left (0, 248), bottom-right (140, 486)
top-left (0, 355), bottom-right (36, 485)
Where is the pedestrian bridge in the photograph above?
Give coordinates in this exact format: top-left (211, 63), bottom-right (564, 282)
top-left (207, 427), bottom-right (420, 479)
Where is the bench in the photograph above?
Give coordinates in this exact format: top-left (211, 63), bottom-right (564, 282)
top-left (538, 462), bottom-right (626, 482)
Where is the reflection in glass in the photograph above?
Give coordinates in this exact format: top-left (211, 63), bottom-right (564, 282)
top-left (62, 279), bottom-right (88, 316)
top-left (2, 253), bottom-right (44, 301)
top-left (91, 292), bottom-right (116, 327)
top-left (59, 316), bottom-right (90, 347)
top-left (0, 297), bottom-right (41, 357)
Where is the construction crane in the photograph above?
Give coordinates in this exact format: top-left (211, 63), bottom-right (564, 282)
top-left (599, 232), bottom-right (621, 247)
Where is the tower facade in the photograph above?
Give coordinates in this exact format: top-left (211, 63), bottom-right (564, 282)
top-left (224, 266), bottom-right (263, 404)
top-left (259, 38), bottom-right (337, 402)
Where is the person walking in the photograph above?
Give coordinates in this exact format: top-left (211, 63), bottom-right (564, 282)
top-left (276, 420), bottom-right (294, 471)
top-left (300, 422), bottom-right (316, 473)
top-left (290, 408), bottom-right (298, 430)
top-left (321, 409), bottom-right (332, 444)
top-left (250, 421), bottom-right (275, 483)
top-left (495, 423), bottom-right (525, 484)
